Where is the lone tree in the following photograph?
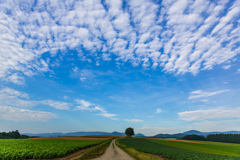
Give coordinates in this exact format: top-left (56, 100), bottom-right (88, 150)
top-left (125, 127), bottom-right (134, 137)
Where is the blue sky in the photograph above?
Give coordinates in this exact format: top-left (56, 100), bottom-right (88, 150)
top-left (0, 0), bottom-right (240, 136)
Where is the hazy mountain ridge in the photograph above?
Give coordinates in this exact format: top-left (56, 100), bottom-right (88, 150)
top-left (24, 131), bottom-right (145, 137)
top-left (153, 130), bottom-right (240, 138)
top-left (24, 130), bottom-right (240, 138)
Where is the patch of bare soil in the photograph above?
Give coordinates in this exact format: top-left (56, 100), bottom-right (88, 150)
top-left (92, 139), bottom-right (134, 160)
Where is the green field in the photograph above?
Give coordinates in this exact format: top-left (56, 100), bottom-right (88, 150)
top-left (149, 139), bottom-right (240, 157)
top-left (119, 138), bottom-right (240, 160)
top-left (0, 139), bottom-right (105, 159)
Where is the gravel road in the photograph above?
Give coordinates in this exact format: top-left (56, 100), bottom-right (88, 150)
top-left (92, 139), bottom-right (135, 160)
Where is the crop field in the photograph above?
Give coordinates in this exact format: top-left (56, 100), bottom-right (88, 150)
top-left (119, 138), bottom-right (240, 160)
top-left (0, 138), bottom-right (105, 160)
top-left (32, 135), bottom-right (112, 140)
top-left (149, 138), bottom-right (240, 157)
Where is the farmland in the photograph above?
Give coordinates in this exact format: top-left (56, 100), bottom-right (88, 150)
top-left (119, 138), bottom-right (240, 160)
top-left (149, 138), bottom-right (240, 157)
top-left (0, 138), bottom-right (106, 159)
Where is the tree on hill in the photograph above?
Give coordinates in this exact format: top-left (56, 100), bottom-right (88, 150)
top-left (0, 130), bottom-right (30, 139)
top-left (125, 127), bottom-right (134, 137)
top-left (182, 134), bottom-right (206, 141)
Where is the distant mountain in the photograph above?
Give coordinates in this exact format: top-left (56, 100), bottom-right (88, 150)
top-left (24, 131), bottom-right (145, 137)
top-left (134, 133), bottom-right (146, 137)
top-left (153, 133), bottom-right (186, 139)
top-left (153, 130), bottom-right (240, 139)
top-left (183, 130), bottom-right (202, 135)
top-left (24, 130), bottom-right (240, 138)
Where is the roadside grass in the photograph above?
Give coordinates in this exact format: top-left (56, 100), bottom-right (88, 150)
top-left (148, 138), bottom-right (240, 157)
top-left (75, 139), bottom-right (112, 160)
top-left (116, 138), bottom-right (164, 160)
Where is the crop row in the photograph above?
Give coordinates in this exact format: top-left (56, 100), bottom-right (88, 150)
top-left (119, 138), bottom-right (240, 160)
top-left (0, 139), bottom-right (105, 160)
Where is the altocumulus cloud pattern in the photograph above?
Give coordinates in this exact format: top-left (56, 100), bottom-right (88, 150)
top-left (0, 0), bottom-right (240, 84)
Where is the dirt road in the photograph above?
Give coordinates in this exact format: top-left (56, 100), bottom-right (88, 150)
top-left (92, 139), bottom-right (134, 160)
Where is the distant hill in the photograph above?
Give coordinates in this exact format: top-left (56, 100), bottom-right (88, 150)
top-left (24, 130), bottom-right (240, 138)
top-left (153, 130), bottom-right (240, 139)
top-left (134, 133), bottom-right (146, 137)
top-left (24, 131), bottom-right (146, 137)
top-left (183, 130), bottom-right (202, 135)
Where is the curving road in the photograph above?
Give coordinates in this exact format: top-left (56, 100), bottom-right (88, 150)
top-left (92, 139), bottom-right (134, 160)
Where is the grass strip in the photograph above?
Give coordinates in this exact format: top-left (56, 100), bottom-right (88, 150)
top-left (76, 139), bottom-right (112, 160)
top-left (116, 138), bottom-right (164, 160)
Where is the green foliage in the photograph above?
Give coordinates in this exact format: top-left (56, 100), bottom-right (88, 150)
top-left (206, 134), bottom-right (240, 144)
top-left (0, 139), bottom-right (105, 159)
top-left (183, 133), bottom-right (240, 144)
top-left (0, 130), bottom-right (25, 139)
top-left (125, 127), bottom-right (134, 137)
top-left (119, 138), bottom-right (240, 160)
top-left (182, 134), bottom-right (206, 141)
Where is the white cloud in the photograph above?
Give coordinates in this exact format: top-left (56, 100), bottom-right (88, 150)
top-left (75, 99), bottom-right (95, 111)
top-left (168, 0), bottom-right (188, 15)
top-left (0, 87), bottom-right (70, 110)
top-left (193, 119), bottom-right (240, 132)
top-left (0, 87), bottom-right (29, 99)
top-left (63, 95), bottom-right (69, 100)
top-left (0, 105), bottom-right (56, 122)
top-left (97, 112), bottom-right (118, 120)
top-left (0, 0), bottom-right (240, 84)
top-left (200, 99), bottom-right (210, 102)
top-left (79, 69), bottom-right (96, 82)
top-left (95, 106), bottom-right (118, 120)
top-left (0, 87), bottom-right (119, 121)
top-left (5, 73), bottom-right (25, 85)
top-left (222, 65), bottom-right (231, 70)
top-left (0, 87), bottom-right (37, 108)
top-left (188, 90), bottom-right (228, 99)
top-left (124, 119), bottom-right (143, 123)
top-left (211, 6), bottom-right (240, 34)
top-left (75, 99), bottom-right (118, 120)
top-left (237, 68), bottom-right (240, 73)
top-left (42, 100), bottom-right (70, 110)
top-left (156, 108), bottom-right (162, 113)
top-left (178, 107), bottom-right (240, 121)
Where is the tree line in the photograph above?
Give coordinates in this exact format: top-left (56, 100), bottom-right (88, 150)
top-left (0, 130), bottom-right (30, 139)
top-left (182, 134), bottom-right (240, 144)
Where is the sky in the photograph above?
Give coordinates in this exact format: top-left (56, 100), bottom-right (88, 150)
top-left (0, 0), bottom-right (240, 136)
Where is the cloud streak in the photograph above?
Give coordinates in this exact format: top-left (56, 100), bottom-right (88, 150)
top-left (124, 119), bottom-right (143, 123)
top-left (178, 107), bottom-right (240, 121)
top-left (188, 90), bottom-right (228, 99)
top-left (0, 87), bottom-right (118, 121)
top-left (75, 99), bottom-right (118, 120)
top-left (0, 105), bottom-right (56, 122)
top-left (156, 108), bottom-right (162, 113)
